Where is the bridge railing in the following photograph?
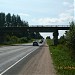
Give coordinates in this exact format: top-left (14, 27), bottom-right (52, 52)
top-left (30, 25), bottom-right (70, 27)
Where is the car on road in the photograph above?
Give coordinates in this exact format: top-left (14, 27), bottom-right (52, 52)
top-left (33, 41), bottom-right (39, 46)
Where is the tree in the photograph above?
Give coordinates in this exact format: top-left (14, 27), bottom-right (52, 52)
top-left (6, 13), bottom-right (11, 27)
top-left (0, 12), bottom-right (5, 27)
top-left (46, 36), bottom-right (51, 39)
top-left (23, 21), bottom-right (29, 27)
top-left (58, 35), bottom-right (66, 44)
top-left (16, 15), bottom-right (21, 27)
top-left (21, 21), bottom-right (29, 27)
top-left (65, 21), bottom-right (75, 56)
top-left (11, 14), bottom-right (17, 27)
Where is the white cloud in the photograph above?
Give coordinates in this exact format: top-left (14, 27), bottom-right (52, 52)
top-left (64, 2), bottom-right (74, 21)
top-left (31, 1), bottom-right (74, 25)
top-left (32, 12), bottom-right (73, 25)
top-left (19, 13), bottom-right (30, 17)
top-left (32, 18), bottom-right (58, 24)
top-left (74, 6), bottom-right (75, 20)
top-left (63, 2), bottom-right (70, 6)
top-left (63, 1), bottom-right (74, 10)
top-left (69, 4), bottom-right (74, 8)
top-left (66, 8), bottom-right (74, 14)
top-left (59, 13), bottom-right (73, 19)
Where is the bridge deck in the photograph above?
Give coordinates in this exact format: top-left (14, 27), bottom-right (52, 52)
top-left (0, 25), bottom-right (70, 32)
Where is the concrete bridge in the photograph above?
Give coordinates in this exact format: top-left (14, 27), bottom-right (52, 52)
top-left (0, 25), bottom-right (70, 45)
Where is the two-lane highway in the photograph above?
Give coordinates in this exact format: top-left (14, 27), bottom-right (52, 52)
top-left (0, 43), bottom-right (42, 75)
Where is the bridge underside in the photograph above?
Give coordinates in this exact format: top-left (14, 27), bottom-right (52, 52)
top-left (0, 27), bottom-right (70, 45)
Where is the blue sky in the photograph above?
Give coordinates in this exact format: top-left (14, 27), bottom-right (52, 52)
top-left (0, 0), bottom-right (74, 38)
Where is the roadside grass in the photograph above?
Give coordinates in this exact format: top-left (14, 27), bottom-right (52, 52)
top-left (47, 39), bottom-right (75, 75)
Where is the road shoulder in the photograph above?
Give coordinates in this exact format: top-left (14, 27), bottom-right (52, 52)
top-left (18, 43), bottom-right (56, 75)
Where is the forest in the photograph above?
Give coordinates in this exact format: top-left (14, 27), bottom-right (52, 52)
top-left (0, 12), bottom-right (43, 44)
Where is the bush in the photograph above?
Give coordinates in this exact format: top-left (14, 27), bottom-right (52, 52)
top-left (58, 35), bottom-right (66, 44)
top-left (20, 37), bottom-right (28, 43)
top-left (66, 22), bottom-right (75, 48)
top-left (11, 36), bottom-right (19, 43)
top-left (65, 21), bottom-right (75, 57)
top-left (4, 35), bottom-right (19, 44)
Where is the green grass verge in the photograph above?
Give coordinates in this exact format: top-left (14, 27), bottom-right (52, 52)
top-left (47, 39), bottom-right (75, 75)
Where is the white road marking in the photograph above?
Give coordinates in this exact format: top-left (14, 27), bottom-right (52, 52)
top-left (0, 49), bottom-right (36, 75)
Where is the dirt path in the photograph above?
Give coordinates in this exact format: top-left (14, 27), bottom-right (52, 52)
top-left (18, 43), bottom-right (56, 75)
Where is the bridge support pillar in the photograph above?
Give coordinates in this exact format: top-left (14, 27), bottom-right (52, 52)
top-left (53, 30), bottom-right (59, 46)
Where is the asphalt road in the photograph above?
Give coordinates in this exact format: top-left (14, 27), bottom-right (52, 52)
top-left (0, 43), bottom-right (42, 74)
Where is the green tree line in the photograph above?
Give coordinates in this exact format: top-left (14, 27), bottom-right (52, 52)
top-left (0, 12), bottom-right (43, 44)
top-left (59, 21), bottom-right (75, 58)
top-left (0, 12), bottom-right (29, 27)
